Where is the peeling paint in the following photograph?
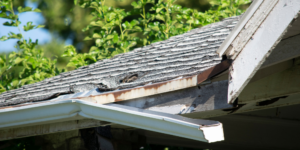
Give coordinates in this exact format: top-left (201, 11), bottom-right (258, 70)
top-left (78, 60), bottom-right (231, 104)
top-left (79, 76), bottom-right (197, 104)
top-left (0, 60), bottom-right (231, 108)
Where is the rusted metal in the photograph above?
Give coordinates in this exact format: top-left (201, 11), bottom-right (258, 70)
top-left (197, 59), bottom-right (232, 85)
top-left (79, 75), bottom-right (198, 104)
top-left (0, 60), bottom-right (231, 108)
top-left (78, 60), bottom-right (231, 104)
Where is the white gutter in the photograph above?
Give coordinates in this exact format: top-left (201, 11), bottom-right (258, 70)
top-left (0, 100), bottom-right (224, 143)
top-left (217, 0), bottom-right (263, 56)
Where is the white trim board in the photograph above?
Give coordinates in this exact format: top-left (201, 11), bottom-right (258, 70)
top-left (227, 0), bottom-right (300, 103)
top-left (217, 0), bottom-right (263, 56)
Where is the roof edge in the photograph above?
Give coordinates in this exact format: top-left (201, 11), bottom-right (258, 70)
top-left (0, 60), bottom-right (231, 108)
top-left (216, 0), bottom-right (263, 56)
top-left (74, 60), bottom-right (231, 105)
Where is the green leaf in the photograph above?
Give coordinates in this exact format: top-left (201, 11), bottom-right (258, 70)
top-left (33, 8), bottom-right (42, 12)
top-left (90, 2), bottom-right (99, 7)
top-left (8, 52), bottom-right (17, 59)
top-left (90, 21), bottom-right (104, 27)
top-left (0, 84), bottom-right (6, 93)
top-left (113, 34), bottom-right (119, 43)
top-left (129, 41), bottom-right (137, 48)
top-left (133, 26), bottom-right (142, 31)
top-left (0, 56), bottom-right (5, 64)
top-left (7, 32), bottom-right (22, 40)
top-left (0, 36), bottom-right (8, 41)
top-left (0, 13), bottom-right (18, 20)
top-left (95, 39), bottom-right (104, 47)
top-left (175, 24), bottom-right (183, 28)
top-left (131, 1), bottom-right (142, 9)
top-left (102, 23), bottom-right (114, 29)
top-left (74, 0), bottom-right (78, 5)
top-left (62, 45), bottom-right (77, 57)
top-left (122, 21), bottom-right (131, 29)
top-left (130, 20), bottom-right (138, 26)
top-left (92, 33), bottom-right (102, 38)
top-left (14, 57), bottom-right (24, 64)
top-left (89, 46), bottom-right (100, 54)
top-left (187, 19), bottom-right (194, 24)
top-left (156, 7), bottom-right (164, 13)
top-left (150, 26), bottom-right (160, 31)
top-left (106, 35), bottom-right (114, 40)
top-left (107, 12), bottom-right (116, 21)
top-left (23, 22), bottom-right (36, 31)
top-left (84, 36), bottom-right (93, 41)
top-left (36, 25), bottom-right (45, 28)
top-left (18, 6), bottom-right (32, 13)
top-left (155, 14), bottom-right (165, 21)
top-left (3, 20), bottom-right (21, 27)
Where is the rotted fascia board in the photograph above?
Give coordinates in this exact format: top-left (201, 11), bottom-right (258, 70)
top-left (227, 0), bottom-right (300, 103)
top-left (0, 100), bottom-right (224, 143)
top-left (116, 80), bottom-right (232, 115)
top-left (64, 60), bottom-right (231, 105)
top-left (217, 0), bottom-right (278, 59)
top-left (216, 0), bottom-right (263, 56)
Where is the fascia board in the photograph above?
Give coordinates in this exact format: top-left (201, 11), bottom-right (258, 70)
top-left (216, 0), bottom-right (263, 56)
top-left (0, 100), bottom-right (224, 143)
top-left (227, 0), bottom-right (300, 103)
top-left (48, 60), bottom-right (231, 105)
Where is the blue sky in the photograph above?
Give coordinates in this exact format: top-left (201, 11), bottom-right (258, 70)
top-left (0, 2), bottom-right (51, 53)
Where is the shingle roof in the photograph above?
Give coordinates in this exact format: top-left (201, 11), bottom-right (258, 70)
top-left (0, 15), bottom-right (241, 107)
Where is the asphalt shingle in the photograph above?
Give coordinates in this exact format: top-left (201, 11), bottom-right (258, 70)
top-left (0, 15), bottom-right (241, 107)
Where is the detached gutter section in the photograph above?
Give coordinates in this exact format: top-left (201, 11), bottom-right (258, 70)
top-left (0, 100), bottom-right (224, 143)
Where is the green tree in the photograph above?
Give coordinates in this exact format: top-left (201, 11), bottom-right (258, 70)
top-left (62, 0), bottom-right (250, 69)
top-left (0, 0), bottom-right (63, 93)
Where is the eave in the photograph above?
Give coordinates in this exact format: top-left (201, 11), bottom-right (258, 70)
top-left (0, 99), bottom-right (224, 143)
top-left (39, 60), bottom-right (231, 105)
top-left (216, 0), bottom-right (300, 103)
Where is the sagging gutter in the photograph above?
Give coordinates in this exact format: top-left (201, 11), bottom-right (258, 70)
top-left (0, 99), bottom-right (224, 143)
top-left (73, 60), bottom-right (232, 104)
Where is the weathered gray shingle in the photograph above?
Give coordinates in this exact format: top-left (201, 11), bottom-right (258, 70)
top-left (0, 15), bottom-right (241, 107)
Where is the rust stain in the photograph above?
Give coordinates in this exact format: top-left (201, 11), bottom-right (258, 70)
top-left (79, 75), bottom-right (197, 104)
top-left (79, 60), bottom-right (231, 104)
top-left (197, 59), bottom-right (232, 84)
top-left (1, 60), bottom-right (232, 108)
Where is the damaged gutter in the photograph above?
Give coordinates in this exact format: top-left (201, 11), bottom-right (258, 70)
top-left (70, 60), bottom-right (232, 104)
top-left (0, 99), bottom-right (224, 143)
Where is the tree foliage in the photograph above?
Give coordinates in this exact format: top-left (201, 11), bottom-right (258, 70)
top-left (62, 0), bottom-right (250, 69)
top-left (0, 0), bottom-right (63, 93)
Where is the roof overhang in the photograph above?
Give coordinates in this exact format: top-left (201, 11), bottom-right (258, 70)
top-left (35, 60), bottom-right (231, 105)
top-left (0, 99), bottom-right (224, 143)
top-left (216, 0), bottom-right (263, 56)
top-left (216, 0), bottom-right (300, 103)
